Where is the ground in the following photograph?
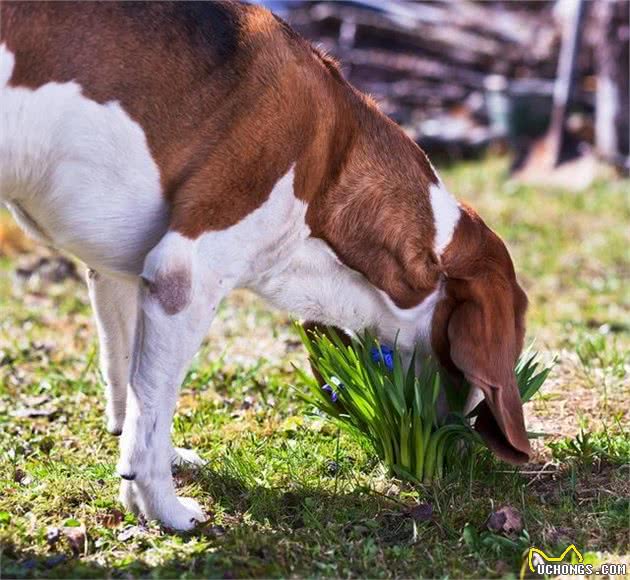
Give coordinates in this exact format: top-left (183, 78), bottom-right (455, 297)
top-left (0, 158), bottom-right (628, 578)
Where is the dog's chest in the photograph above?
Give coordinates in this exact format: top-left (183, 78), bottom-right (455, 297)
top-left (200, 168), bottom-right (440, 349)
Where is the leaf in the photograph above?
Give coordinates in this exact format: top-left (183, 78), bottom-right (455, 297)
top-left (95, 509), bottom-right (124, 529)
top-left (10, 407), bottom-right (58, 419)
top-left (62, 522), bottom-right (87, 555)
top-left (117, 525), bottom-right (145, 542)
top-left (486, 505), bottom-right (523, 538)
top-left (407, 502), bottom-right (433, 522)
top-left (462, 523), bottom-right (479, 549)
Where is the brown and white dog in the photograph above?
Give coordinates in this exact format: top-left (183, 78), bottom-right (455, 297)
top-left (0, 1), bottom-right (530, 529)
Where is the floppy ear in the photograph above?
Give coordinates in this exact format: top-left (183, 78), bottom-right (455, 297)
top-left (447, 276), bottom-right (531, 464)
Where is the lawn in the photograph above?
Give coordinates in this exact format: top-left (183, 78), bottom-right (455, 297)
top-left (0, 157), bottom-right (628, 578)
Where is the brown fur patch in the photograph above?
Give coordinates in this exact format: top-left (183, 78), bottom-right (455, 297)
top-left (4, 1), bottom-right (457, 308)
top-left (143, 269), bottom-right (191, 316)
top-left (431, 206), bottom-right (530, 464)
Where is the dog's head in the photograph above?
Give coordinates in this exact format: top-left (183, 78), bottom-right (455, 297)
top-left (303, 108), bottom-right (530, 463)
top-left (305, 201), bottom-right (529, 464)
top-left (430, 204), bottom-right (530, 464)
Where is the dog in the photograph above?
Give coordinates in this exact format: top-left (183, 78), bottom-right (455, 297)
top-left (0, 1), bottom-right (529, 530)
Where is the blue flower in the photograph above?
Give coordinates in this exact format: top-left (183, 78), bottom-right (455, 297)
top-left (322, 383), bottom-right (339, 403)
top-left (371, 345), bottom-right (395, 371)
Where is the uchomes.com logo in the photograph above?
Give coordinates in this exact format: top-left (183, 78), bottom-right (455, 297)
top-left (527, 544), bottom-right (627, 576)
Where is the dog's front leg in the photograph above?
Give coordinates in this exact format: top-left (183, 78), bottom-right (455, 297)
top-left (86, 270), bottom-right (139, 436)
top-left (116, 232), bottom-right (227, 530)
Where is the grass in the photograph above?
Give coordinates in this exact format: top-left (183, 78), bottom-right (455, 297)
top-left (296, 326), bottom-right (552, 484)
top-left (1, 157), bottom-right (629, 578)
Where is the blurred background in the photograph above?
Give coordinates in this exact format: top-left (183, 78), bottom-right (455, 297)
top-left (260, 0), bottom-right (629, 187)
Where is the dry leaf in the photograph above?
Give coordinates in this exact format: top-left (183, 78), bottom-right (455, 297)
top-left (486, 505), bottom-right (523, 537)
top-left (117, 525), bottom-right (145, 542)
top-left (62, 524), bottom-right (87, 555)
top-left (10, 407), bottom-right (58, 419)
top-left (407, 502), bottom-right (433, 521)
top-left (95, 509), bottom-right (124, 529)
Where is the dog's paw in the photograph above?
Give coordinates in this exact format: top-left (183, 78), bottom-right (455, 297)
top-left (161, 496), bottom-right (207, 531)
top-left (118, 479), bottom-right (206, 531)
top-left (171, 447), bottom-right (206, 469)
top-left (107, 416), bottom-right (124, 436)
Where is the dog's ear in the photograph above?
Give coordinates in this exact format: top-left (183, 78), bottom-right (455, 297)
top-left (447, 274), bottom-right (530, 464)
top-left (433, 206), bottom-right (530, 464)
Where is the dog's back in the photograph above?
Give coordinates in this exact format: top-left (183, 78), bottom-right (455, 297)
top-left (0, 1), bottom-right (325, 273)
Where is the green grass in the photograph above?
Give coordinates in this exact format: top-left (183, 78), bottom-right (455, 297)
top-left (296, 326), bottom-right (552, 484)
top-left (1, 157), bottom-right (628, 578)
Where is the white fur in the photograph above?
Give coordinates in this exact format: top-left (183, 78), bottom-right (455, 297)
top-left (429, 181), bottom-right (461, 255)
top-left (203, 169), bottom-right (439, 352)
top-left (1, 42), bottom-right (457, 530)
top-left (116, 231), bottom-right (222, 529)
top-left (428, 180), bottom-right (486, 415)
top-left (0, 44), bottom-right (14, 87)
top-left (0, 44), bottom-right (168, 276)
top-left (464, 386), bottom-right (485, 416)
top-left (86, 270), bottom-right (139, 435)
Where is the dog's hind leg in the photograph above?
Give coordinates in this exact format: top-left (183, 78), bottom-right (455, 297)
top-left (86, 270), bottom-right (139, 436)
top-left (116, 231), bottom-right (230, 530)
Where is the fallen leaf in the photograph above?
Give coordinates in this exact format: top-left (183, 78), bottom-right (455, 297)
top-left (95, 509), bottom-right (124, 529)
top-left (22, 395), bottom-right (51, 407)
top-left (407, 502), bottom-right (433, 521)
top-left (486, 505), bottom-right (523, 537)
top-left (10, 407), bottom-right (58, 419)
top-left (14, 256), bottom-right (80, 284)
top-left (13, 469), bottom-right (27, 484)
top-left (543, 525), bottom-right (574, 544)
top-left (62, 523), bottom-right (87, 555)
top-left (117, 525), bottom-right (145, 542)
